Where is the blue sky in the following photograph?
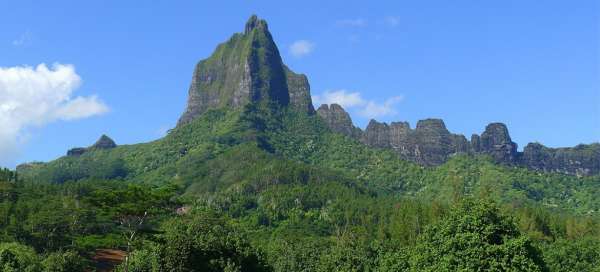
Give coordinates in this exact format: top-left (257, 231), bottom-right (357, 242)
top-left (0, 0), bottom-right (598, 168)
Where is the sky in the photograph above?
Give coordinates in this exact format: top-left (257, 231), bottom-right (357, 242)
top-left (0, 0), bottom-right (598, 168)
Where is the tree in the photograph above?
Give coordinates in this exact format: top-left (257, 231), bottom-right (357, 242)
top-left (409, 199), bottom-right (547, 271)
top-left (542, 237), bottom-right (600, 272)
top-left (0, 242), bottom-right (41, 272)
top-left (85, 184), bottom-right (177, 272)
top-left (157, 209), bottom-right (271, 272)
top-left (41, 250), bottom-right (88, 272)
top-left (115, 246), bottom-right (160, 272)
top-left (317, 235), bottom-right (377, 272)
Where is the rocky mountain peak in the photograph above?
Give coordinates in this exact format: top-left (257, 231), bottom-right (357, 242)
top-left (363, 120), bottom-right (391, 148)
top-left (481, 123), bottom-right (513, 146)
top-left (416, 119), bottom-right (447, 131)
top-left (317, 104), bottom-right (360, 138)
top-left (244, 15), bottom-right (268, 34)
top-left (479, 122), bottom-right (518, 164)
top-left (177, 15), bottom-right (313, 126)
top-left (67, 134), bottom-right (117, 157)
top-left (91, 134), bottom-right (117, 150)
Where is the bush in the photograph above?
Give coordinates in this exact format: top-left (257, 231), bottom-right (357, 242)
top-left (157, 210), bottom-right (271, 272)
top-left (41, 250), bottom-right (88, 272)
top-left (0, 242), bottom-right (41, 272)
top-left (115, 246), bottom-right (160, 272)
top-left (409, 199), bottom-right (547, 271)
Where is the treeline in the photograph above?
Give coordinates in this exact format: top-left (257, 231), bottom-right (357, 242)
top-left (0, 167), bottom-right (17, 182)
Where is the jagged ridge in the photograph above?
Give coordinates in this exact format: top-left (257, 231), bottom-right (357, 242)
top-left (317, 103), bottom-right (599, 176)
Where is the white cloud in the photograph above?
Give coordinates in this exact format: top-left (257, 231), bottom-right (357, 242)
top-left (313, 89), bottom-right (403, 119)
top-left (358, 96), bottom-right (403, 118)
top-left (336, 18), bottom-right (367, 27)
top-left (0, 63), bottom-right (109, 163)
top-left (12, 31), bottom-right (32, 46)
top-left (289, 40), bottom-right (315, 58)
top-left (313, 90), bottom-right (365, 108)
top-left (384, 16), bottom-right (400, 27)
top-left (52, 95), bottom-right (108, 121)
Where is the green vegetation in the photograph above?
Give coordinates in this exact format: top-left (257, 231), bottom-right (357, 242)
top-left (6, 105), bottom-right (600, 271)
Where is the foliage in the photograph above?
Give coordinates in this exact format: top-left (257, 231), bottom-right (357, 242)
top-left (41, 250), bottom-right (88, 272)
top-left (541, 237), bottom-right (600, 272)
top-left (316, 237), bottom-right (378, 272)
top-left (409, 199), bottom-right (547, 271)
top-left (155, 209), bottom-right (271, 272)
top-left (0, 242), bottom-right (41, 272)
top-left (115, 246), bottom-right (161, 272)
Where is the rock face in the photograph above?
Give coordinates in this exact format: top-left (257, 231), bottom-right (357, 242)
top-left (360, 118), bottom-right (469, 166)
top-left (67, 148), bottom-right (87, 157)
top-left (67, 135), bottom-right (117, 157)
top-left (412, 119), bottom-right (465, 165)
top-left (177, 15), bottom-right (314, 126)
top-left (286, 66), bottom-right (315, 114)
top-left (91, 134), bottom-right (117, 150)
top-left (476, 123), bottom-right (519, 164)
top-left (317, 104), bottom-right (361, 139)
top-left (317, 103), bottom-right (599, 176)
top-left (521, 143), bottom-right (600, 176)
top-left (470, 134), bottom-right (481, 152)
top-left (362, 120), bottom-right (392, 148)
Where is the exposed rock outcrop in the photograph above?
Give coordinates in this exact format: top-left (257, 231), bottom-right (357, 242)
top-left (412, 119), bottom-right (464, 165)
top-left (286, 66), bottom-right (315, 114)
top-left (91, 134), bottom-right (117, 150)
top-left (316, 103), bottom-right (599, 176)
top-left (388, 121), bottom-right (412, 154)
top-left (521, 143), bottom-right (600, 176)
top-left (362, 120), bottom-right (391, 148)
top-left (360, 118), bottom-right (469, 166)
top-left (475, 123), bottom-right (519, 164)
top-left (67, 148), bottom-right (87, 157)
top-left (316, 104), bottom-right (361, 138)
top-left (177, 15), bottom-right (314, 126)
top-left (67, 135), bottom-right (117, 157)
top-left (470, 134), bottom-right (481, 152)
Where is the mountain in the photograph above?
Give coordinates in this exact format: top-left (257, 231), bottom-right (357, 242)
top-left (177, 15), bottom-right (314, 126)
top-left (66, 134), bottom-right (117, 157)
top-left (7, 15), bottom-right (600, 271)
top-left (317, 103), bottom-right (599, 176)
top-left (16, 15), bottom-right (600, 214)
